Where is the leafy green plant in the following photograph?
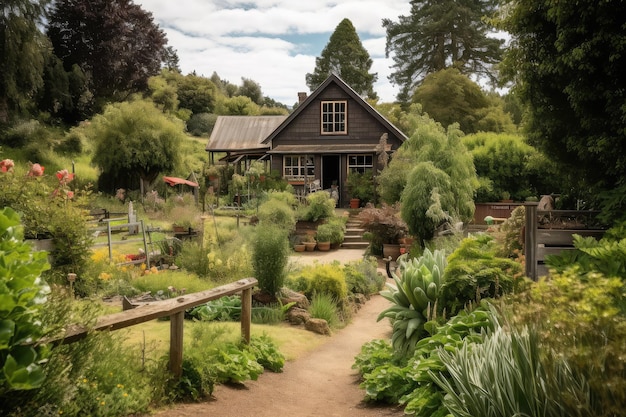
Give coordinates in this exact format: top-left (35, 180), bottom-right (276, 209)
top-left (309, 293), bottom-right (340, 328)
top-left (346, 171), bottom-right (375, 203)
top-left (257, 197), bottom-right (296, 231)
top-left (190, 296), bottom-right (242, 322)
top-left (354, 305), bottom-right (498, 416)
top-left (343, 257), bottom-right (385, 296)
top-left (441, 234), bottom-right (524, 316)
top-left (0, 208), bottom-right (50, 393)
top-left (246, 334), bottom-right (285, 372)
top-left (377, 248), bottom-right (448, 356)
top-left (302, 191), bottom-right (336, 222)
top-left (315, 221), bottom-right (342, 243)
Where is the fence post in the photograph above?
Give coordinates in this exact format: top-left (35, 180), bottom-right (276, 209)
top-left (524, 202), bottom-right (538, 280)
top-left (169, 311), bottom-right (185, 377)
top-left (241, 287), bottom-right (252, 344)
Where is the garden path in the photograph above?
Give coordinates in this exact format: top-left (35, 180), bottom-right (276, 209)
top-left (152, 250), bottom-right (405, 417)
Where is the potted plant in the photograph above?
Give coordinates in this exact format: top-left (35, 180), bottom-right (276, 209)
top-left (303, 233), bottom-right (317, 251)
top-left (346, 171), bottom-right (375, 208)
top-left (315, 223), bottom-right (334, 251)
top-left (357, 203), bottom-right (408, 259)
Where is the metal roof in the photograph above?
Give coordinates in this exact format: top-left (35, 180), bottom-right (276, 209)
top-left (206, 115), bottom-right (287, 152)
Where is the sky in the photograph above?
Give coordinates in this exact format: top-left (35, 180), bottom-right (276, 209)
top-left (137, 0), bottom-right (412, 106)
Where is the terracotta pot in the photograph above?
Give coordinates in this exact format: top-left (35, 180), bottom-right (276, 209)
top-left (304, 242), bottom-right (317, 251)
top-left (294, 244), bottom-right (306, 252)
top-left (317, 241), bottom-right (331, 251)
top-left (349, 198), bottom-right (360, 209)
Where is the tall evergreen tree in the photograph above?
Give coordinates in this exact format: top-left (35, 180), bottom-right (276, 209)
top-left (384, 0), bottom-right (503, 103)
top-left (0, 0), bottom-right (50, 122)
top-left (501, 0), bottom-right (626, 218)
top-left (306, 18), bottom-right (378, 99)
top-left (47, 0), bottom-right (168, 115)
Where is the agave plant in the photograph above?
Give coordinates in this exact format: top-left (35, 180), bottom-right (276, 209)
top-left (377, 248), bottom-right (448, 357)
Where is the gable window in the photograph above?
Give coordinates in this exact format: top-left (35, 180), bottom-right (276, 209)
top-left (348, 154), bottom-right (373, 174)
top-left (321, 101), bottom-right (347, 134)
top-left (283, 155), bottom-right (314, 179)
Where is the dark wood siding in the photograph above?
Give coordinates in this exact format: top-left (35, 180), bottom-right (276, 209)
top-left (272, 85), bottom-right (404, 150)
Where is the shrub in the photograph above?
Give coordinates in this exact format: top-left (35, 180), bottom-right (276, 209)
top-left (358, 203), bottom-right (408, 254)
top-left (186, 112), bottom-right (217, 137)
top-left (257, 198), bottom-right (296, 231)
top-left (343, 257), bottom-right (385, 296)
top-left (289, 263), bottom-right (348, 301)
top-left (252, 224), bottom-right (289, 297)
top-left (441, 234), bottom-right (525, 317)
top-left (302, 191), bottom-right (335, 222)
top-left (315, 221), bottom-right (343, 244)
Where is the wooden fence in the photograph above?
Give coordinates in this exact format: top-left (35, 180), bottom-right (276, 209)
top-left (524, 203), bottom-right (606, 280)
top-left (55, 278), bottom-right (257, 377)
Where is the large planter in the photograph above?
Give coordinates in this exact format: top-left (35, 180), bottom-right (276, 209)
top-left (317, 241), bottom-right (331, 251)
top-left (382, 243), bottom-right (402, 261)
top-left (294, 244), bottom-right (306, 252)
top-left (304, 242), bottom-right (317, 251)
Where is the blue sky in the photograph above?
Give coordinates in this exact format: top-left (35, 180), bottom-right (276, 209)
top-left (137, 0), bottom-right (411, 105)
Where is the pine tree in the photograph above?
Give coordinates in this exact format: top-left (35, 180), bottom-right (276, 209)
top-left (384, 0), bottom-right (503, 103)
top-left (306, 18), bottom-right (378, 99)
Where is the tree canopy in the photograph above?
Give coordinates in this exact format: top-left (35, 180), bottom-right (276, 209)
top-left (384, 0), bottom-right (504, 103)
top-left (47, 0), bottom-right (168, 114)
top-left (413, 68), bottom-right (515, 134)
top-left (0, 0), bottom-right (50, 122)
top-left (306, 18), bottom-right (377, 99)
top-left (88, 99), bottom-right (184, 191)
top-left (501, 0), bottom-right (626, 216)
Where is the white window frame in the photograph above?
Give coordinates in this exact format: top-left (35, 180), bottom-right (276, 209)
top-left (347, 154), bottom-right (374, 174)
top-left (283, 155), bottom-right (314, 180)
top-left (321, 100), bottom-right (347, 134)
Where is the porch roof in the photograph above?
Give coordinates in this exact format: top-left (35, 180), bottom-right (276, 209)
top-left (268, 144), bottom-right (390, 154)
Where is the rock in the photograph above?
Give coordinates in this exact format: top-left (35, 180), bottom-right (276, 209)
top-left (280, 288), bottom-right (310, 309)
top-left (286, 307), bottom-right (311, 325)
top-left (305, 318), bottom-right (331, 336)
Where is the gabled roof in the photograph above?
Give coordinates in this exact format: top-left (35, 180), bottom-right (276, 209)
top-left (206, 115), bottom-right (288, 152)
top-left (262, 73), bottom-right (408, 145)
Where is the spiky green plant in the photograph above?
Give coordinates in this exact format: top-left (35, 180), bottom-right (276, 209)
top-left (377, 248), bottom-right (447, 357)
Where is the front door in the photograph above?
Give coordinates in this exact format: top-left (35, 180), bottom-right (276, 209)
top-left (322, 155), bottom-right (341, 205)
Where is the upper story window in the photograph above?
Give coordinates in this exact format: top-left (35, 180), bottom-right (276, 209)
top-left (321, 101), bottom-right (347, 134)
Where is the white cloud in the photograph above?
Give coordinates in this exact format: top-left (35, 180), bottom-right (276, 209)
top-left (139, 0), bottom-right (410, 104)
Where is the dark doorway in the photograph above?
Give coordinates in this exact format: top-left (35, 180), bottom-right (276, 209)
top-left (322, 154), bottom-right (341, 204)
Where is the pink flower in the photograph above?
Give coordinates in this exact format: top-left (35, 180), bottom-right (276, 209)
top-left (56, 169), bottom-right (74, 184)
top-left (67, 190), bottom-right (74, 199)
top-left (0, 159), bottom-right (14, 172)
top-left (28, 163), bottom-right (45, 177)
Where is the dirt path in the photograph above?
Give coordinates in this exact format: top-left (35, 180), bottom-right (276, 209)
top-left (153, 294), bottom-right (405, 417)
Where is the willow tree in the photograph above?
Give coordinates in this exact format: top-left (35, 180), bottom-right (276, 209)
top-left (306, 18), bottom-right (377, 99)
top-left (88, 99), bottom-right (184, 193)
top-left (0, 0), bottom-right (50, 122)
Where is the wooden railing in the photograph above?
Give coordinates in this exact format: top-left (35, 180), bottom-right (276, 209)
top-left (524, 203), bottom-right (605, 280)
top-left (55, 278), bottom-right (257, 377)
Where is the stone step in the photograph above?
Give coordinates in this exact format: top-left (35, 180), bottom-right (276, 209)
top-left (341, 241), bottom-right (369, 250)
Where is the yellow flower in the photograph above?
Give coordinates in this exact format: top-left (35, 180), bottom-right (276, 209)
top-left (100, 401), bottom-right (105, 406)
top-left (123, 393), bottom-right (128, 397)
top-left (140, 263), bottom-right (147, 271)
top-left (117, 384), bottom-right (124, 388)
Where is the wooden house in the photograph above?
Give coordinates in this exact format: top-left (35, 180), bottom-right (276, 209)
top-left (206, 74), bottom-right (408, 207)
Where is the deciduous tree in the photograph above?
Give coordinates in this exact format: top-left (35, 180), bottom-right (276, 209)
top-left (384, 0), bottom-right (503, 103)
top-left (500, 0), bottom-right (626, 218)
top-left (47, 0), bottom-right (168, 114)
top-left (306, 18), bottom-right (377, 99)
